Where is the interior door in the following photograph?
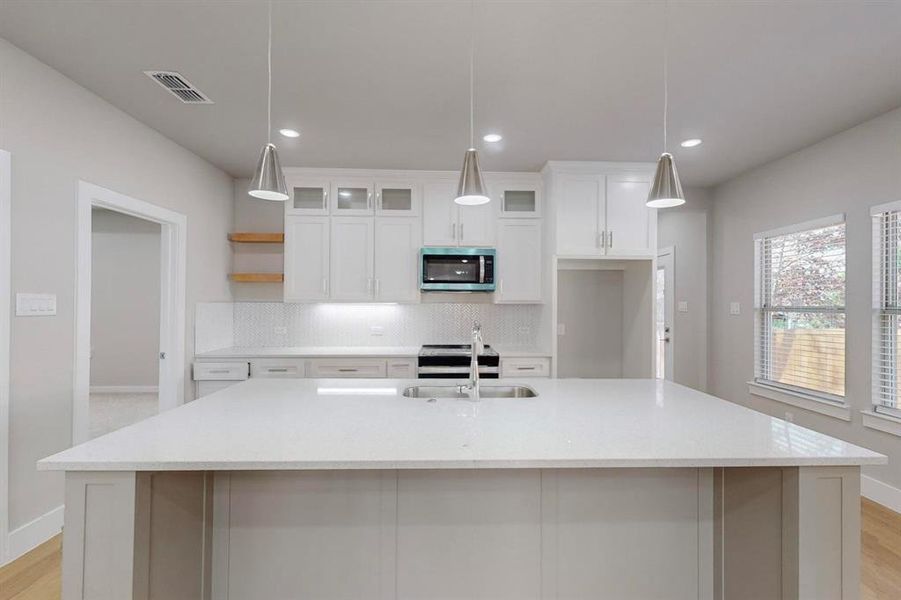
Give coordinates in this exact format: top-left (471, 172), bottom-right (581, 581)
top-left (496, 220), bottom-right (542, 303)
top-left (330, 217), bottom-right (374, 300)
top-left (605, 177), bottom-right (653, 256)
top-left (656, 248), bottom-right (675, 380)
top-left (374, 217), bottom-right (421, 302)
top-left (284, 216), bottom-right (330, 301)
top-left (422, 181), bottom-right (458, 246)
top-left (556, 174), bottom-right (602, 255)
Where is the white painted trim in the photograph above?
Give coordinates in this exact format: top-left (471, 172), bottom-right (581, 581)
top-left (0, 150), bottom-right (10, 565)
top-left (747, 381), bottom-right (852, 421)
top-left (75, 181), bottom-right (187, 445)
top-left (870, 199), bottom-right (901, 216)
top-left (89, 386), bottom-right (159, 394)
top-left (861, 475), bottom-right (901, 515)
top-left (861, 409), bottom-right (901, 438)
top-left (752, 213), bottom-right (845, 240)
top-left (3, 505), bottom-right (63, 566)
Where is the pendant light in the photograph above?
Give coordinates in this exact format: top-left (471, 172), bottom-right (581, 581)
top-left (454, 1), bottom-right (489, 206)
top-left (248, 1), bottom-right (288, 201)
top-left (646, 0), bottom-right (685, 209)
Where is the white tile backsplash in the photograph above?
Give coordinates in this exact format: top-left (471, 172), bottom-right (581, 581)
top-left (196, 302), bottom-right (543, 351)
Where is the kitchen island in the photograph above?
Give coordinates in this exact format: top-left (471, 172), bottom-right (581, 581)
top-left (41, 378), bottom-right (885, 600)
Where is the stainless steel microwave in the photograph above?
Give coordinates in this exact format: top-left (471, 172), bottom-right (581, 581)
top-left (420, 247), bottom-right (496, 292)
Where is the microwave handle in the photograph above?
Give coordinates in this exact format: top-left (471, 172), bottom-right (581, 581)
top-left (479, 256), bottom-right (485, 283)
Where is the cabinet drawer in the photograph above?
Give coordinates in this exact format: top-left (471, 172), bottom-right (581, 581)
top-left (250, 359), bottom-right (306, 378)
top-left (193, 362), bottom-right (249, 381)
top-left (309, 358), bottom-right (387, 378)
top-left (501, 357), bottom-right (550, 377)
top-left (386, 358), bottom-right (417, 378)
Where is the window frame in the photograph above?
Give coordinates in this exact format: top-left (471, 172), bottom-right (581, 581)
top-left (753, 213), bottom-right (847, 404)
top-left (871, 201), bottom-right (901, 419)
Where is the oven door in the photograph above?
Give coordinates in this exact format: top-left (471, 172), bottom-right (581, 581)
top-left (420, 248), bottom-right (495, 291)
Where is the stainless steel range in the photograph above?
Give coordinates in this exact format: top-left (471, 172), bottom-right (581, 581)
top-left (417, 344), bottom-right (500, 379)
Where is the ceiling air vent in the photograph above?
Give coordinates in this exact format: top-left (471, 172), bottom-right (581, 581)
top-left (144, 71), bottom-right (213, 104)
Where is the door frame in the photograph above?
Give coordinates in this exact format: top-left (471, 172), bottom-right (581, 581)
top-left (73, 181), bottom-right (187, 444)
top-left (656, 246), bottom-right (675, 381)
top-left (0, 150), bottom-right (11, 564)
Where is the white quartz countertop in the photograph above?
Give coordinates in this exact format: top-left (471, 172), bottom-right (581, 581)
top-left (40, 378), bottom-right (885, 471)
top-left (195, 346), bottom-right (422, 358)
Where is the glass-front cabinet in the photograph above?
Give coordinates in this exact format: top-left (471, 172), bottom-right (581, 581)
top-left (493, 182), bottom-right (541, 218)
top-left (285, 179), bottom-right (329, 215)
top-left (330, 180), bottom-right (374, 215)
top-left (375, 182), bottom-right (420, 216)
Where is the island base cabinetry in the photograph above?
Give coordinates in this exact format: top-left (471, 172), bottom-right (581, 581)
top-left (61, 466), bottom-right (860, 600)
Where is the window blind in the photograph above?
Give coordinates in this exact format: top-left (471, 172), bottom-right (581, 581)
top-left (754, 218), bottom-right (846, 400)
top-left (872, 208), bottom-right (901, 417)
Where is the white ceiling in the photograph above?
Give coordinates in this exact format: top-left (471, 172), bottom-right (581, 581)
top-left (2, 0), bottom-right (900, 187)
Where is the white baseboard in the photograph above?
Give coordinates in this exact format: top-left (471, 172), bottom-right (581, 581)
top-left (4, 504), bottom-right (63, 565)
top-left (861, 474), bottom-right (901, 514)
top-left (89, 385), bottom-right (158, 394)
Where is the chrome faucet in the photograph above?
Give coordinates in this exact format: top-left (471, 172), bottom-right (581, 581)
top-left (463, 321), bottom-right (484, 401)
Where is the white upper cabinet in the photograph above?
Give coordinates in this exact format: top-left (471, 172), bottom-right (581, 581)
top-left (556, 174), bottom-right (603, 256)
top-left (496, 220), bottom-right (542, 303)
top-left (286, 179), bottom-right (329, 215)
top-left (550, 168), bottom-right (655, 258)
top-left (330, 217), bottom-right (375, 300)
top-left (374, 217), bottom-right (421, 302)
top-left (493, 182), bottom-right (542, 218)
top-left (423, 181), bottom-right (496, 247)
top-left (605, 178), bottom-right (654, 256)
top-left (375, 182), bottom-right (420, 217)
top-left (284, 216), bottom-right (330, 301)
top-left (423, 181), bottom-right (459, 246)
top-left (331, 180), bottom-right (375, 216)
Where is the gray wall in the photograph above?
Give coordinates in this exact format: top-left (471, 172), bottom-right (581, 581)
top-left (657, 188), bottom-right (711, 391)
top-left (231, 178), bottom-right (284, 301)
top-left (90, 209), bottom-right (160, 388)
top-left (1, 38), bottom-right (233, 531)
top-left (709, 105), bottom-right (901, 490)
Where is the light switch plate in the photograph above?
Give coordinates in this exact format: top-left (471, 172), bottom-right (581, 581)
top-left (729, 302), bottom-right (741, 316)
top-left (557, 323), bottom-right (566, 336)
top-left (678, 301), bottom-right (689, 313)
top-left (370, 325), bottom-right (384, 337)
top-left (16, 293), bottom-right (57, 317)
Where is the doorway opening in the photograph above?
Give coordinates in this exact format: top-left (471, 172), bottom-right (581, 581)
top-left (74, 182), bottom-right (186, 444)
top-left (656, 247), bottom-right (675, 380)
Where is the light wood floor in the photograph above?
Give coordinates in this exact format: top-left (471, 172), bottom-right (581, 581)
top-left (1, 498), bottom-right (899, 599)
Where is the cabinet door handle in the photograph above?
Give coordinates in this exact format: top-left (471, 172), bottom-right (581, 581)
top-left (321, 278), bottom-right (328, 294)
top-left (209, 369), bottom-right (230, 374)
top-left (367, 277), bottom-right (373, 295)
top-left (516, 366), bottom-right (537, 371)
top-left (376, 192), bottom-right (382, 210)
top-left (267, 368), bottom-right (289, 373)
top-left (460, 222), bottom-right (465, 240)
top-left (452, 223), bottom-right (457, 240)
top-left (375, 278), bottom-right (380, 297)
top-left (608, 230), bottom-right (613, 249)
top-left (367, 192), bottom-right (372, 210)
top-left (337, 368), bottom-right (359, 373)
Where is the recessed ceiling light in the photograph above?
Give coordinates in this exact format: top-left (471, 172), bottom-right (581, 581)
top-left (279, 128), bottom-right (300, 138)
top-left (680, 138), bottom-right (702, 148)
top-left (482, 133), bottom-right (503, 143)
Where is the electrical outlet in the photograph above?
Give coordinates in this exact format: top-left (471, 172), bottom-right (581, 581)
top-left (16, 293), bottom-right (57, 317)
top-left (729, 302), bottom-right (741, 316)
top-left (557, 323), bottom-right (566, 336)
top-left (678, 301), bottom-right (689, 313)
top-left (273, 326), bottom-right (288, 335)
top-left (370, 325), bottom-right (384, 337)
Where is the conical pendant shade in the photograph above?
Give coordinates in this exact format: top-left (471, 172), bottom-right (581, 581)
top-left (248, 143), bottom-right (288, 201)
top-left (454, 148), bottom-right (490, 206)
top-left (646, 152), bottom-right (685, 208)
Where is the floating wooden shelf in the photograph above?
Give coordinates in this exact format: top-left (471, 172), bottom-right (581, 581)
top-left (229, 273), bottom-right (284, 283)
top-left (228, 232), bottom-right (284, 244)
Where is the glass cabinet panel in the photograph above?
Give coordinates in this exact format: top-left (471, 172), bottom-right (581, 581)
top-left (336, 187), bottom-right (369, 211)
top-left (380, 188), bottom-right (413, 212)
top-left (330, 182), bottom-right (374, 214)
top-left (503, 190), bottom-right (537, 214)
top-left (293, 186), bottom-right (327, 212)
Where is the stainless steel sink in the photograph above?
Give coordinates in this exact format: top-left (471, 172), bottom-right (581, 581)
top-left (402, 385), bottom-right (538, 399)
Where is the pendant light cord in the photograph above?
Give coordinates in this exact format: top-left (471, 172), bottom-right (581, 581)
top-left (469, 0), bottom-right (475, 149)
top-left (267, 0), bottom-right (273, 144)
top-left (663, 0), bottom-right (668, 153)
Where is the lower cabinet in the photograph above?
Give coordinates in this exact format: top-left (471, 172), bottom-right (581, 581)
top-left (250, 359), bottom-right (306, 378)
top-left (193, 361), bottom-right (249, 398)
top-left (308, 358), bottom-right (388, 378)
top-left (500, 357), bottom-right (551, 377)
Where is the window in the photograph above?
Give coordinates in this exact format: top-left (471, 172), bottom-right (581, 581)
top-left (754, 215), bottom-right (846, 401)
top-left (872, 204), bottom-right (901, 418)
